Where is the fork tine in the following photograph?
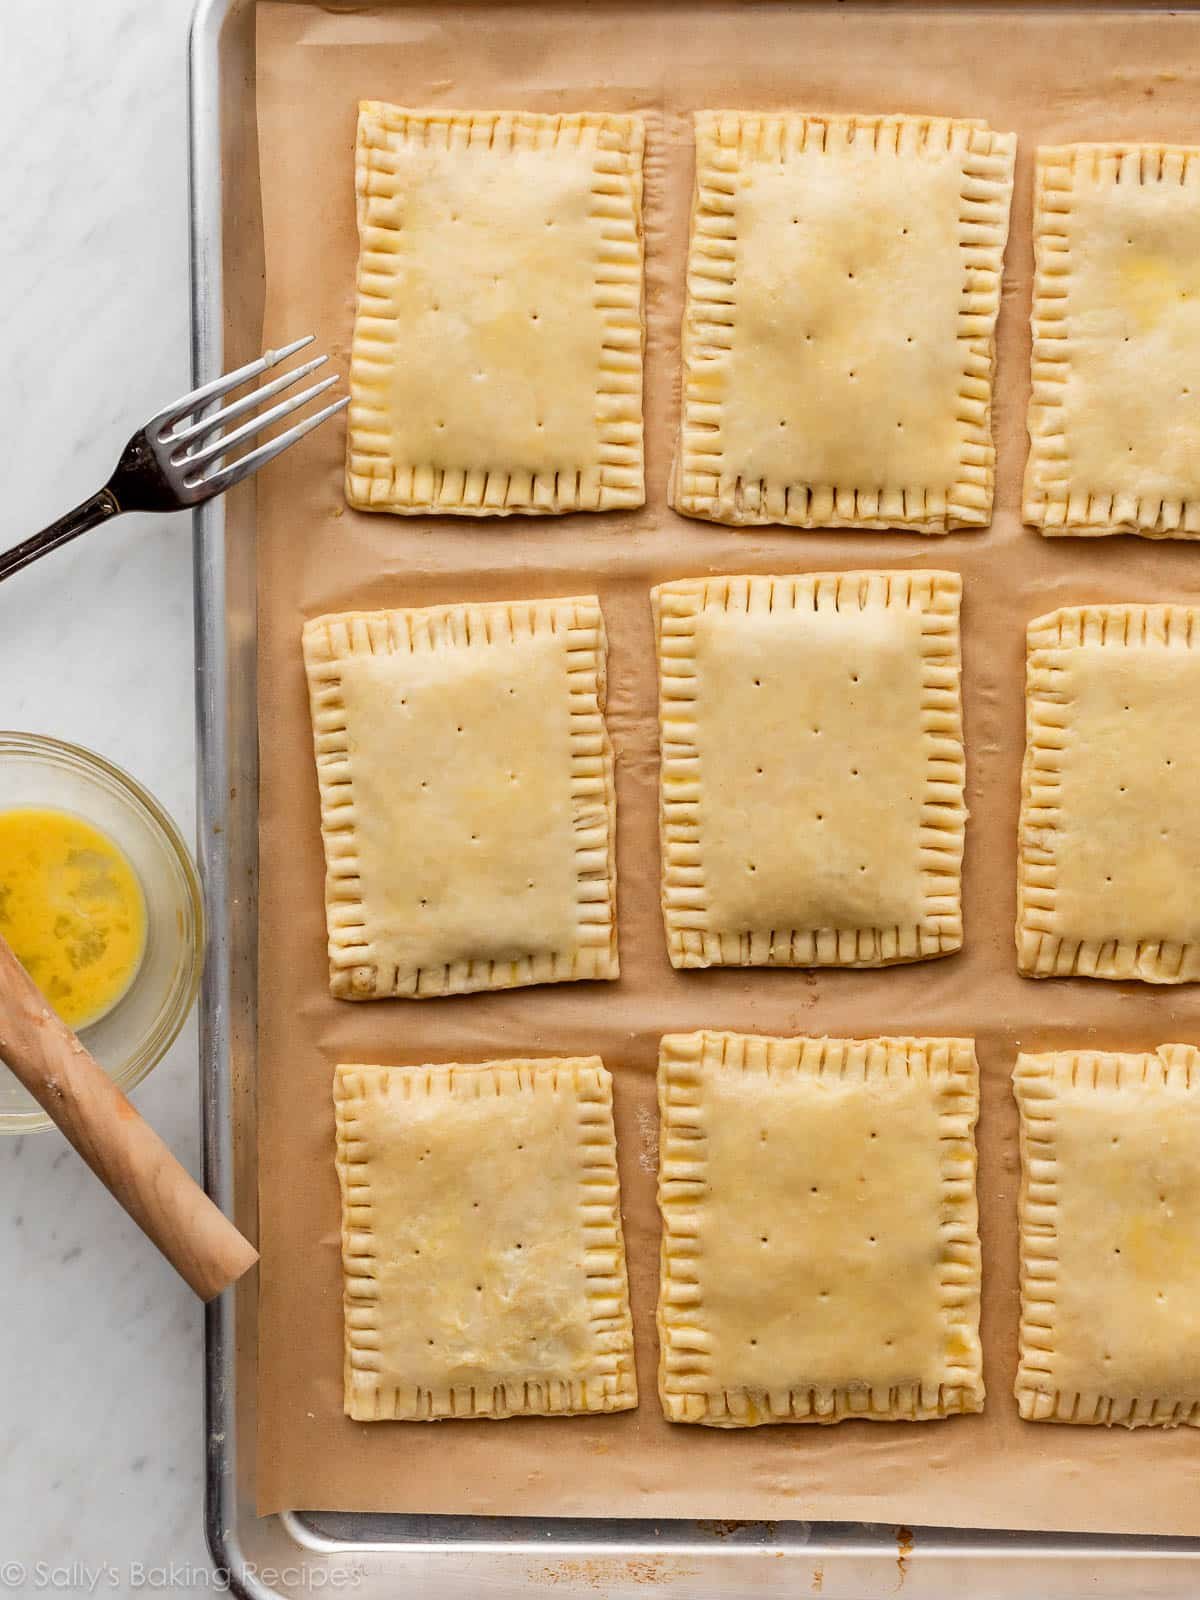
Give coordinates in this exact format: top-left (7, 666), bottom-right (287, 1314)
top-left (166, 354), bottom-right (328, 449)
top-left (147, 334), bottom-right (315, 437)
top-left (181, 374), bottom-right (340, 474)
top-left (195, 394), bottom-right (349, 497)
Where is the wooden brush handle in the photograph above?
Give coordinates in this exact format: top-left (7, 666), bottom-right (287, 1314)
top-left (0, 932), bottom-right (257, 1301)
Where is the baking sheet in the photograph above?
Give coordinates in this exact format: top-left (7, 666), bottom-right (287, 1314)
top-left (252, 0), bottom-right (1200, 1532)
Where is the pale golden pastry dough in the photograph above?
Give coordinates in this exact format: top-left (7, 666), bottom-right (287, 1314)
top-left (657, 1032), bottom-right (983, 1426)
top-left (1026, 144), bottom-right (1200, 538)
top-left (303, 598), bottom-right (617, 998)
top-left (1014, 1047), bottom-right (1200, 1427)
top-left (654, 570), bottom-right (965, 969)
top-left (334, 1058), bottom-right (637, 1420)
top-left (347, 104), bottom-right (645, 516)
top-left (1018, 604), bottom-right (1200, 982)
top-left (672, 111), bottom-right (1015, 531)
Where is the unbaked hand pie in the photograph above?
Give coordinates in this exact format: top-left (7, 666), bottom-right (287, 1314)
top-left (654, 570), bottom-right (965, 969)
top-left (334, 1058), bottom-right (637, 1420)
top-left (672, 111), bottom-right (1015, 531)
top-left (1014, 1047), bottom-right (1200, 1427)
top-left (303, 597), bottom-right (617, 998)
top-left (347, 103), bottom-right (645, 516)
top-left (1018, 604), bottom-right (1200, 982)
top-left (1026, 144), bottom-right (1200, 538)
top-left (657, 1031), bottom-right (984, 1425)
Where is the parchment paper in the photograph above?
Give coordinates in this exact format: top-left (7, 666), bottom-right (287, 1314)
top-left (253, 0), bottom-right (1200, 1531)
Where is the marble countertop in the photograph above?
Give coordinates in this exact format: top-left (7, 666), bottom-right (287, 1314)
top-left (0, 0), bottom-right (214, 1586)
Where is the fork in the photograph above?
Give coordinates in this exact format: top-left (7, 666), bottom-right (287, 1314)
top-left (0, 334), bottom-right (347, 583)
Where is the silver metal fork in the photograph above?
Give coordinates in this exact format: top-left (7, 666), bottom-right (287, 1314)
top-left (0, 335), bottom-right (347, 583)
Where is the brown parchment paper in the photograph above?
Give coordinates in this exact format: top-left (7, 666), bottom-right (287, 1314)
top-left (252, 0), bottom-right (1200, 1531)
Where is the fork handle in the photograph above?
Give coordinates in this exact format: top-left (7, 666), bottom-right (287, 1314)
top-left (0, 933), bottom-right (258, 1301)
top-left (0, 487), bottom-right (122, 583)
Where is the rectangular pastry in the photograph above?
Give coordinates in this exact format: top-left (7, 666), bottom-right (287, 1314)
top-left (673, 111), bottom-right (1015, 531)
top-left (303, 598), bottom-right (618, 998)
top-left (1018, 603), bottom-right (1200, 982)
top-left (335, 1058), bottom-right (637, 1420)
top-left (657, 1031), bottom-right (983, 1425)
top-left (1015, 1047), bottom-right (1200, 1426)
top-left (654, 571), bottom-right (965, 969)
top-left (347, 104), bottom-right (645, 516)
top-left (1026, 144), bottom-right (1200, 537)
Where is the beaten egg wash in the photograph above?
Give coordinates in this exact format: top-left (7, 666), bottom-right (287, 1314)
top-left (0, 808), bottom-right (147, 1028)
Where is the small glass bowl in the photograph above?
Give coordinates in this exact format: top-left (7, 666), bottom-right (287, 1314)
top-left (0, 732), bottom-right (203, 1133)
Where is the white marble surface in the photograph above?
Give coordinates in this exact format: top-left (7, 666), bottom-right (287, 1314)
top-left (0, 0), bottom-right (215, 1590)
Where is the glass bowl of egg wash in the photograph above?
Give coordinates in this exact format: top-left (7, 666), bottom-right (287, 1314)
top-left (0, 732), bottom-right (203, 1133)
